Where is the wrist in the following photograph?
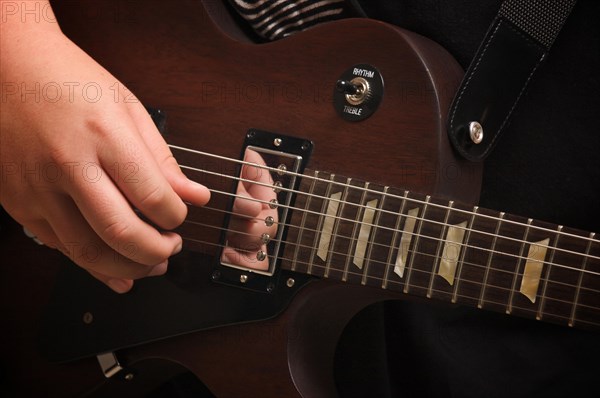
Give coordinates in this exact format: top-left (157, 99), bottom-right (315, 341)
top-left (0, 1), bottom-right (63, 41)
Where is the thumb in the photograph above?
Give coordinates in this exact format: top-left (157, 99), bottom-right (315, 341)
top-left (129, 103), bottom-right (211, 207)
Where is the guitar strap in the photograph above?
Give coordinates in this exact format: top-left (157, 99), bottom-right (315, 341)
top-left (346, 0), bottom-right (577, 161)
top-left (445, 0), bottom-right (578, 161)
top-left (226, 0), bottom-right (576, 161)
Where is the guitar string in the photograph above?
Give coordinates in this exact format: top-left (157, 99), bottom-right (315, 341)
top-left (171, 171), bottom-right (588, 316)
top-left (168, 145), bottom-right (600, 319)
top-left (170, 143), bottom-right (600, 247)
top-left (177, 161), bottom-right (600, 274)
top-left (176, 152), bottom-right (600, 271)
top-left (180, 204), bottom-right (600, 297)
top-left (166, 146), bottom-right (600, 324)
top-left (182, 202), bottom-right (600, 287)
top-left (179, 228), bottom-right (600, 307)
top-left (179, 233), bottom-right (600, 322)
top-left (185, 195), bottom-right (600, 282)
top-left (183, 168), bottom-right (600, 280)
top-left (180, 221), bottom-right (600, 302)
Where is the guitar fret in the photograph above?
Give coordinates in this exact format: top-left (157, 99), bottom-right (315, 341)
top-left (382, 191), bottom-right (409, 289)
top-left (308, 174), bottom-right (335, 275)
top-left (569, 232), bottom-right (595, 327)
top-left (575, 234), bottom-right (600, 328)
top-left (354, 196), bottom-right (378, 271)
top-left (327, 176), bottom-right (362, 282)
top-left (316, 185), bottom-right (340, 262)
top-left (538, 226), bottom-right (592, 326)
top-left (342, 182), bottom-right (369, 282)
top-left (478, 212), bottom-right (505, 309)
top-left (394, 206), bottom-right (419, 279)
top-left (536, 225), bottom-right (562, 321)
top-left (285, 170), bottom-right (331, 277)
top-left (452, 206), bottom-right (479, 303)
top-left (361, 187), bottom-right (388, 286)
top-left (427, 201), bottom-right (454, 298)
top-left (289, 171), bottom-right (318, 272)
top-left (507, 218), bottom-right (533, 314)
top-left (425, 199), bottom-right (471, 302)
top-left (439, 221), bottom-right (468, 284)
top-left (519, 237), bottom-right (549, 303)
top-left (323, 178), bottom-right (351, 278)
top-left (403, 195), bottom-right (430, 294)
top-left (279, 168), bottom-right (599, 332)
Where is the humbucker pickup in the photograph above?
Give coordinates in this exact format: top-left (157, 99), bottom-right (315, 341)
top-left (213, 129), bottom-right (313, 293)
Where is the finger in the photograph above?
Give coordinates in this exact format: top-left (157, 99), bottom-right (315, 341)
top-left (21, 210), bottom-right (162, 293)
top-left (45, 195), bottom-right (170, 279)
top-left (87, 269), bottom-right (134, 294)
top-left (21, 219), bottom-right (63, 250)
top-left (64, 173), bottom-right (182, 267)
top-left (94, 109), bottom-right (188, 230)
top-left (127, 103), bottom-right (211, 207)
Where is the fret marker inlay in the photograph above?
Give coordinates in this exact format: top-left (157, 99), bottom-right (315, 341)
top-left (353, 199), bottom-right (378, 269)
top-left (438, 221), bottom-right (468, 285)
top-left (520, 238), bottom-right (550, 303)
top-left (316, 192), bottom-right (341, 261)
top-left (394, 207), bottom-right (419, 278)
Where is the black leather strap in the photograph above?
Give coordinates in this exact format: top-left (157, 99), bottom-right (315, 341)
top-left (448, 0), bottom-right (577, 162)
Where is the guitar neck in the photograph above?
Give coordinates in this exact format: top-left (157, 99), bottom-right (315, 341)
top-left (280, 169), bottom-right (600, 331)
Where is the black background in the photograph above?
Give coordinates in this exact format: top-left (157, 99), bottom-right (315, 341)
top-left (335, 1), bottom-right (600, 397)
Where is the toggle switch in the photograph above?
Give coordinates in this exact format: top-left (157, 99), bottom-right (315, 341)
top-left (333, 64), bottom-right (384, 122)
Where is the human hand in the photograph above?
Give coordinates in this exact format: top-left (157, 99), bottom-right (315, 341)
top-left (0, 4), bottom-right (210, 293)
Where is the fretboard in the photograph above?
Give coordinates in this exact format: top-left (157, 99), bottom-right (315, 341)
top-left (280, 169), bottom-right (600, 331)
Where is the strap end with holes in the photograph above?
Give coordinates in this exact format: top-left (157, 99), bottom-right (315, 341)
top-left (447, 0), bottom-right (577, 162)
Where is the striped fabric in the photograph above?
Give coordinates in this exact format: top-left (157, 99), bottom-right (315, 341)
top-left (229, 0), bottom-right (347, 40)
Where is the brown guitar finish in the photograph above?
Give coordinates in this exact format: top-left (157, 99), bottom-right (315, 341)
top-left (1, 0), bottom-right (480, 396)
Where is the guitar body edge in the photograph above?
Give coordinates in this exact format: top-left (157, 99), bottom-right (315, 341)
top-left (1, 0), bottom-right (481, 396)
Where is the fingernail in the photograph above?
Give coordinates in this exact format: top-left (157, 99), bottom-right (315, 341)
top-left (148, 260), bottom-right (168, 276)
top-left (190, 182), bottom-right (211, 203)
top-left (172, 240), bottom-right (183, 255)
top-left (107, 278), bottom-right (131, 294)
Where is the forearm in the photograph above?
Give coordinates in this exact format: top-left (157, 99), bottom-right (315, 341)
top-left (1, 0), bottom-right (65, 85)
top-left (1, 0), bottom-right (62, 39)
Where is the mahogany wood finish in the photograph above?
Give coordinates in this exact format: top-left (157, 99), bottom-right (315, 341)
top-left (9, 0), bottom-right (598, 397)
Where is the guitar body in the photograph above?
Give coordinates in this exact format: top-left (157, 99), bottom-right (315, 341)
top-left (1, 0), bottom-right (482, 396)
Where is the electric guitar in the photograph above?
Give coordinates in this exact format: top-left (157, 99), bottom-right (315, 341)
top-left (1, 0), bottom-right (598, 396)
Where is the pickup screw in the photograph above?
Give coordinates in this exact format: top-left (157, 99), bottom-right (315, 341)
top-left (83, 312), bottom-right (94, 325)
top-left (274, 138), bottom-right (282, 147)
top-left (240, 274), bottom-right (248, 283)
top-left (211, 270), bottom-right (221, 281)
top-left (469, 121), bottom-right (484, 144)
